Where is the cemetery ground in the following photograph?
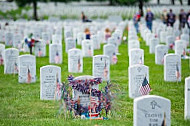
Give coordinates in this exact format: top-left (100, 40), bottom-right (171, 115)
top-left (0, 29), bottom-right (190, 126)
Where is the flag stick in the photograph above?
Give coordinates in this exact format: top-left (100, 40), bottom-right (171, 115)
top-left (89, 84), bottom-right (92, 121)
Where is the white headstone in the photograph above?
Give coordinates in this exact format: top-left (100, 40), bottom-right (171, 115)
top-left (181, 34), bottom-right (189, 47)
top-left (42, 32), bottom-right (51, 44)
top-left (164, 54), bottom-right (181, 82)
top-left (155, 45), bottom-right (168, 65)
top-left (40, 65), bottom-right (61, 100)
top-left (128, 40), bottom-right (140, 54)
top-left (103, 44), bottom-right (116, 64)
top-left (5, 32), bottom-right (13, 46)
top-left (52, 34), bottom-right (62, 45)
top-left (64, 30), bottom-right (72, 39)
top-left (18, 54), bottom-right (36, 83)
top-left (149, 38), bottom-right (159, 54)
top-left (49, 44), bottom-right (62, 64)
top-left (134, 95), bottom-right (171, 126)
top-left (34, 41), bottom-right (46, 57)
top-left (147, 34), bottom-right (155, 46)
top-left (68, 48), bottom-right (83, 73)
top-left (145, 33), bottom-right (152, 46)
top-left (108, 37), bottom-right (118, 53)
top-left (175, 40), bottom-right (186, 57)
top-left (91, 35), bottom-right (100, 50)
top-left (33, 30), bottom-right (41, 40)
top-left (182, 27), bottom-right (189, 35)
top-left (160, 31), bottom-right (167, 43)
top-left (93, 55), bottom-right (110, 81)
top-left (128, 35), bottom-right (138, 41)
top-left (129, 64), bottom-right (149, 98)
top-left (4, 48), bottom-right (19, 74)
top-left (82, 39), bottom-right (93, 57)
top-left (13, 34), bottom-right (22, 50)
top-left (174, 29), bottom-right (180, 38)
top-left (166, 36), bottom-right (175, 49)
top-left (65, 38), bottom-right (76, 53)
top-left (166, 26), bottom-right (173, 36)
top-left (77, 32), bottom-right (85, 45)
top-left (129, 49), bottom-right (144, 66)
top-left (97, 30), bottom-right (104, 44)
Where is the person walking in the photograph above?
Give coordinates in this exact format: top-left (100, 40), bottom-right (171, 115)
top-left (179, 9), bottom-right (187, 30)
top-left (133, 11), bottom-right (141, 33)
top-left (145, 8), bottom-right (154, 31)
top-left (167, 9), bottom-right (176, 27)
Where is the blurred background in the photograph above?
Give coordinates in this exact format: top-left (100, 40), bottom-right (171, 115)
top-left (0, 0), bottom-right (189, 21)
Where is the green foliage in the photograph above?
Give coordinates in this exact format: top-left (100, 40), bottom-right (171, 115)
top-left (0, 7), bottom-right (31, 20)
top-left (15, 0), bottom-right (33, 7)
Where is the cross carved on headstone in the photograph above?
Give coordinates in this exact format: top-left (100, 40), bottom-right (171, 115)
top-left (150, 100), bottom-right (157, 109)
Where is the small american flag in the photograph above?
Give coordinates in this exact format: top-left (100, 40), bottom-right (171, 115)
top-left (90, 96), bottom-right (97, 104)
top-left (183, 48), bottom-right (186, 56)
top-left (38, 48), bottom-right (42, 57)
top-left (27, 68), bottom-right (31, 83)
top-left (139, 55), bottom-right (143, 64)
top-left (169, 43), bottom-right (174, 50)
top-left (55, 74), bottom-right (61, 98)
top-left (14, 62), bottom-right (18, 73)
top-left (88, 46), bottom-right (92, 56)
top-left (77, 58), bottom-right (81, 71)
top-left (176, 63), bottom-right (180, 80)
top-left (139, 76), bottom-right (151, 95)
top-left (90, 96), bottom-right (98, 113)
top-left (162, 53), bottom-right (166, 64)
top-left (54, 52), bottom-right (60, 63)
top-left (112, 53), bottom-right (117, 64)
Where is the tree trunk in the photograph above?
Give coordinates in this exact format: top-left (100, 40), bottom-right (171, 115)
top-left (33, 0), bottom-right (38, 21)
top-left (109, 0), bottom-right (113, 5)
top-left (157, 0), bottom-right (160, 4)
top-left (188, 0), bottom-right (190, 5)
top-left (171, 0), bottom-right (175, 5)
top-left (139, 0), bottom-right (144, 17)
top-left (179, 0), bottom-right (183, 5)
top-left (55, 2), bottom-right (57, 6)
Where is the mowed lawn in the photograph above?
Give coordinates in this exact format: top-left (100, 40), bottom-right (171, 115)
top-left (0, 29), bottom-right (190, 126)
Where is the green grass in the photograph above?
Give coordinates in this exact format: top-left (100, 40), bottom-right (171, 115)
top-left (0, 28), bottom-right (190, 126)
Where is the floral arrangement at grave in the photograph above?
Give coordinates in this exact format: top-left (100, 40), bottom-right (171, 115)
top-left (24, 33), bottom-right (40, 54)
top-left (57, 75), bottom-right (121, 120)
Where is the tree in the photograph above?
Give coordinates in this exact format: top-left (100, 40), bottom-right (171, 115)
top-left (15, 0), bottom-right (46, 21)
top-left (138, 0), bottom-right (144, 16)
top-left (179, 0), bottom-right (183, 5)
top-left (171, 0), bottom-right (175, 5)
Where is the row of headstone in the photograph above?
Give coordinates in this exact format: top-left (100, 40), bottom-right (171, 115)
top-left (2, 48), bottom-right (36, 83)
top-left (140, 21), bottom-right (183, 83)
top-left (132, 22), bottom-right (173, 125)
